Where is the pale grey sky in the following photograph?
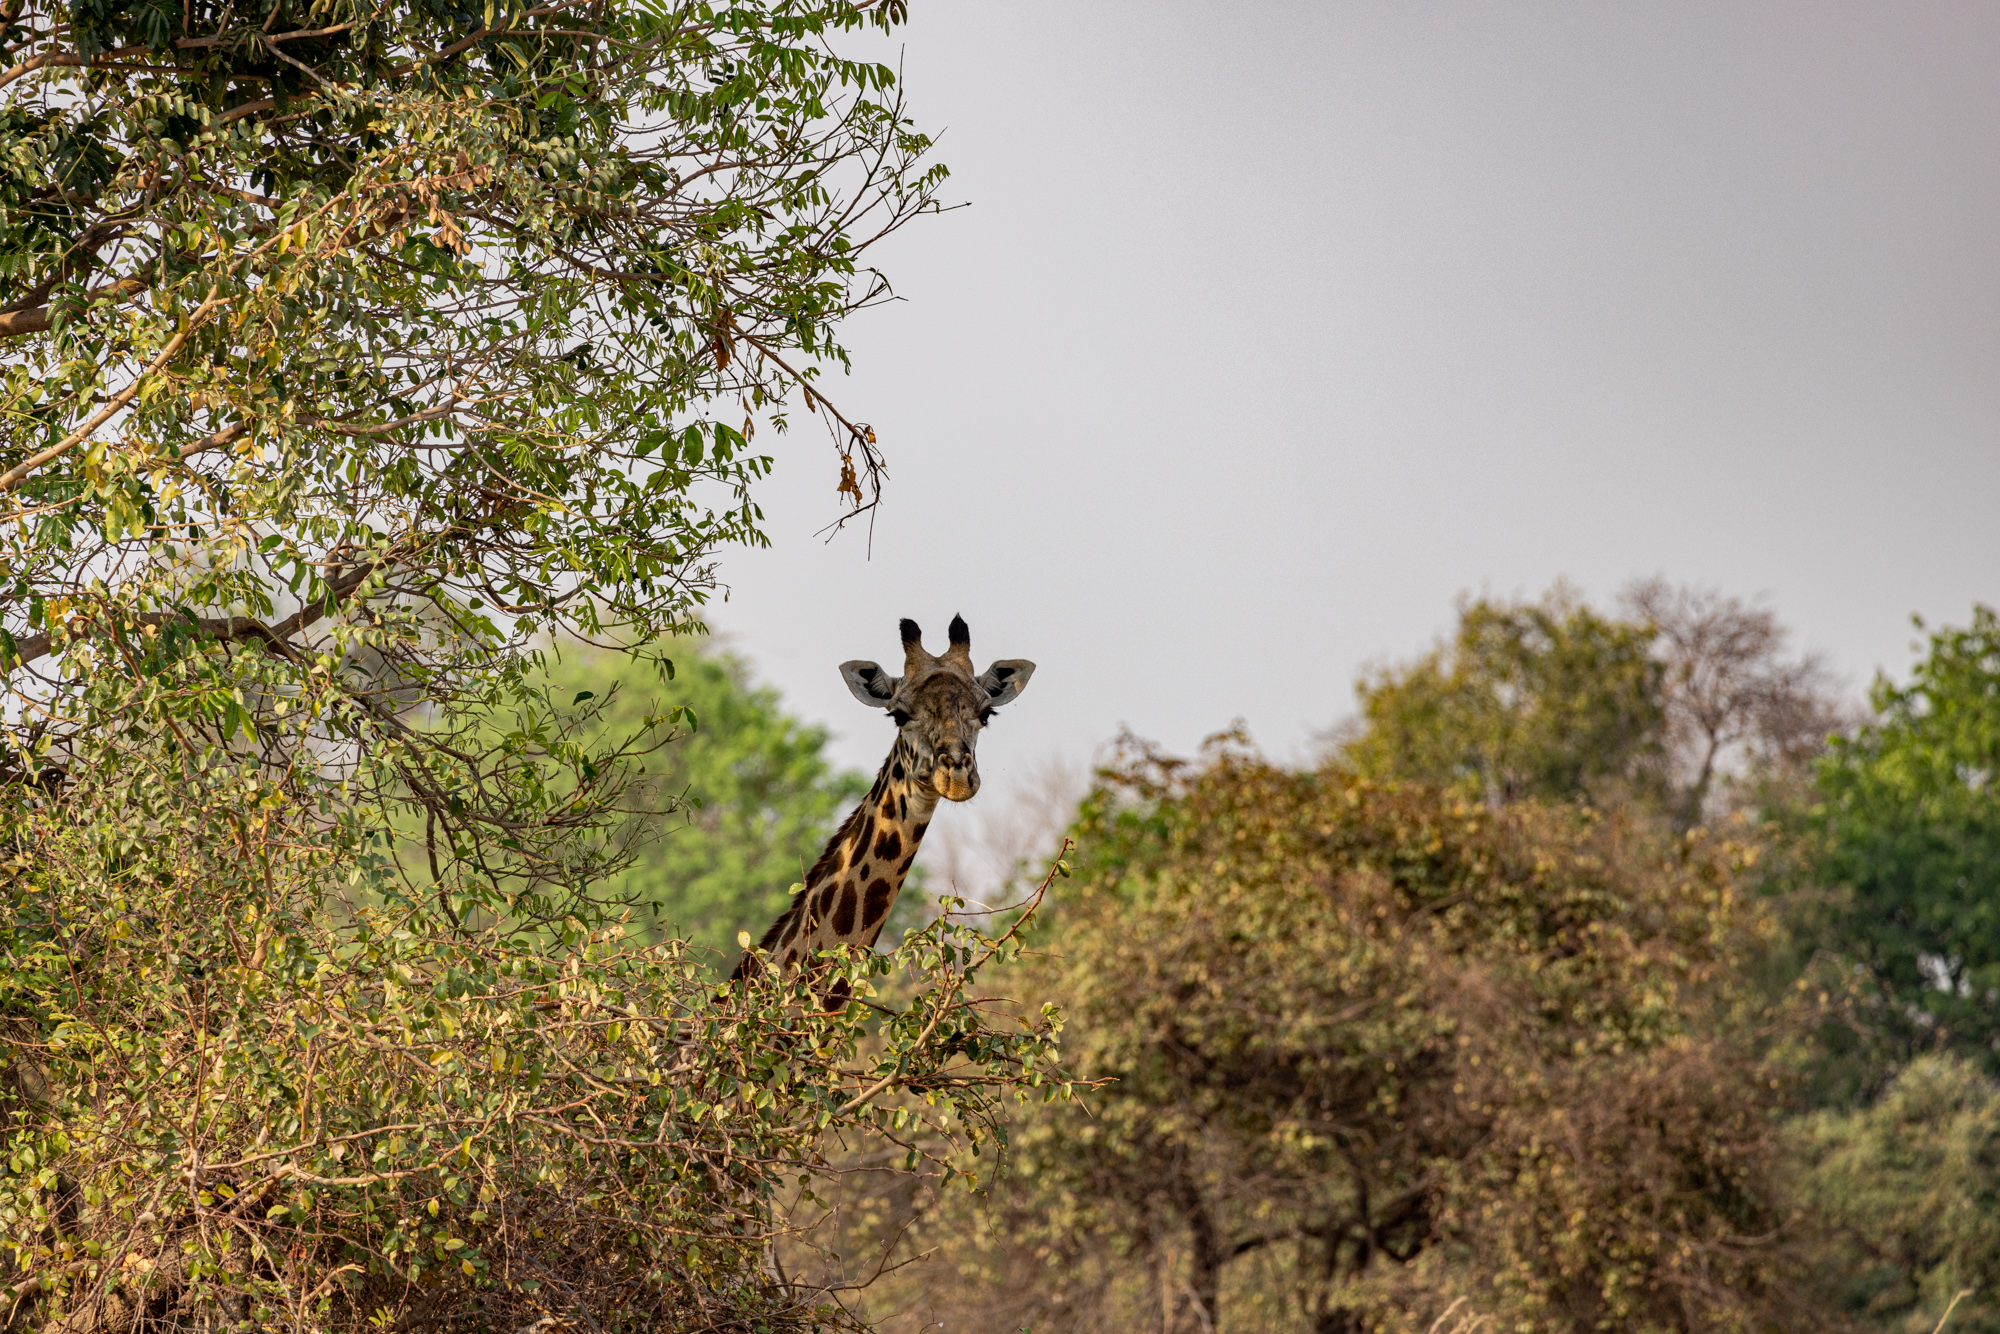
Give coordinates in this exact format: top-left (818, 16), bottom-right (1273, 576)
top-left (705, 1), bottom-right (2000, 801)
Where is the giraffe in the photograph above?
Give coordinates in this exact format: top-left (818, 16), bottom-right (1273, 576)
top-left (730, 614), bottom-right (1034, 981)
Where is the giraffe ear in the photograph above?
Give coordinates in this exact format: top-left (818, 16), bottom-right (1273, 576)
top-left (840, 660), bottom-right (900, 707)
top-left (977, 659), bottom-right (1035, 708)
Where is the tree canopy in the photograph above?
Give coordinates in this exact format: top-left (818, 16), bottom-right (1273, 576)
top-left (1811, 606), bottom-right (2000, 1064)
top-left (1342, 586), bottom-right (1666, 810)
top-left (1341, 582), bottom-right (1843, 828)
top-left (847, 734), bottom-right (1812, 1334)
top-left (8, 770), bottom-right (1066, 1333)
top-left (1797, 1055), bottom-right (2000, 1333)
top-left (4, 0), bottom-right (920, 806)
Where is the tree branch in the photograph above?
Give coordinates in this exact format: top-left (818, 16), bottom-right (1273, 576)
top-left (3, 534), bottom-right (385, 672)
top-left (0, 45), bottom-right (154, 92)
top-left (0, 275), bottom-right (155, 340)
top-left (0, 291), bottom-right (224, 492)
top-left (0, 305), bottom-right (48, 337)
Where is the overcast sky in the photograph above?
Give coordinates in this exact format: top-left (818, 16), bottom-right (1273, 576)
top-left (700, 1), bottom-right (2000, 820)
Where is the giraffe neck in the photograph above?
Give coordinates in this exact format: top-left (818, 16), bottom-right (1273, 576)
top-left (738, 733), bottom-right (940, 975)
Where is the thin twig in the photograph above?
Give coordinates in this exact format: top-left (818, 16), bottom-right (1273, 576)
top-left (1933, 1289), bottom-right (1975, 1334)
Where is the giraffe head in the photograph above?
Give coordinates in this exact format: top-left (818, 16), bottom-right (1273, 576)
top-left (839, 615), bottom-right (1035, 802)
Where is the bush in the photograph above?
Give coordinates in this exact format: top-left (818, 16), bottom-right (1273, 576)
top-left (0, 723), bottom-right (1066, 1334)
top-left (857, 734), bottom-right (1822, 1334)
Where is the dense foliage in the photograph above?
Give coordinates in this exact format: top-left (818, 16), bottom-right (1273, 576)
top-left (3, 0), bottom-right (922, 806)
top-left (844, 734), bottom-right (1812, 1334)
top-left (1810, 607), bottom-right (2000, 1062)
top-left (1798, 1056), bottom-right (2000, 1333)
top-left (1343, 587), bottom-right (1665, 809)
top-left (0, 3), bottom-right (1083, 1331)
top-left (1342, 583), bottom-right (1842, 829)
top-left (3, 753), bottom-right (1065, 1333)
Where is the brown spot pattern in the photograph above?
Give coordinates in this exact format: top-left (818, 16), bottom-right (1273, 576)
top-left (833, 882), bottom-right (858, 935)
top-left (863, 877), bottom-right (894, 926)
top-left (738, 687), bottom-right (1010, 982)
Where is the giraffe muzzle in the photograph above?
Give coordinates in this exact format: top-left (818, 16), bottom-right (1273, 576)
top-left (933, 762), bottom-right (979, 802)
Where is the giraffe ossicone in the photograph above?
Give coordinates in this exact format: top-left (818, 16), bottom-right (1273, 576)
top-left (730, 614), bottom-right (1035, 981)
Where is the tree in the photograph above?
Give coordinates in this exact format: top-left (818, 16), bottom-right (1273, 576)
top-left (1624, 578), bottom-right (1849, 828)
top-left (1341, 582), bottom-right (1848, 829)
top-left (553, 638), bottom-right (868, 959)
top-left (858, 734), bottom-right (1817, 1334)
top-left (4, 0), bottom-right (921, 782)
top-left (1341, 585), bottom-right (1667, 809)
top-left (1810, 606), bottom-right (2000, 1065)
top-left (0, 4), bottom-right (1074, 1329)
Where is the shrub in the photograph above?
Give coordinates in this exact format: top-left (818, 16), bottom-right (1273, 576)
top-left (863, 734), bottom-right (1820, 1334)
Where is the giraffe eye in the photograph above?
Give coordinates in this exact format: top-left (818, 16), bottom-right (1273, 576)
top-left (979, 707), bottom-right (997, 725)
top-left (889, 709), bottom-right (911, 727)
